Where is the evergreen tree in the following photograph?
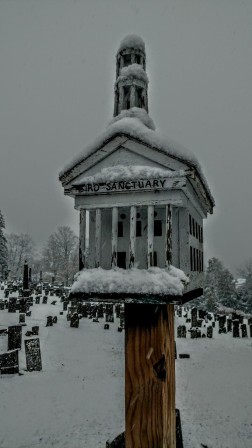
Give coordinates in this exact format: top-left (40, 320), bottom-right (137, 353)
top-left (237, 259), bottom-right (252, 313)
top-left (0, 211), bottom-right (8, 279)
top-left (204, 257), bottom-right (238, 310)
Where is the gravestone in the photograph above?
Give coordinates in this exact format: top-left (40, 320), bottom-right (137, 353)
top-left (250, 324), bottom-right (252, 337)
top-left (97, 304), bottom-right (104, 318)
top-left (63, 301), bottom-right (69, 311)
top-left (25, 338), bottom-right (42, 372)
top-left (177, 325), bottom-right (186, 338)
top-left (19, 298), bottom-right (27, 313)
top-left (227, 319), bottom-right (232, 332)
top-left (70, 313), bottom-right (79, 328)
top-left (115, 304), bottom-right (121, 318)
top-left (46, 316), bottom-right (53, 326)
top-left (207, 326), bottom-right (213, 338)
top-left (104, 324), bottom-right (110, 330)
top-left (77, 302), bottom-right (82, 314)
top-left (239, 315), bottom-right (244, 324)
top-left (42, 296), bottom-right (48, 304)
top-left (120, 310), bottom-right (125, 329)
top-left (198, 309), bottom-right (206, 319)
top-left (35, 296), bottom-right (41, 304)
top-left (191, 308), bottom-right (197, 327)
top-left (232, 320), bottom-right (240, 338)
top-left (8, 325), bottom-right (22, 351)
top-left (218, 315), bottom-right (226, 330)
top-left (32, 326), bottom-right (39, 335)
top-left (8, 297), bottom-right (17, 313)
top-left (179, 354), bottom-right (190, 359)
top-left (0, 349), bottom-right (19, 374)
top-left (248, 317), bottom-right (252, 326)
top-left (19, 313), bottom-right (26, 324)
top-left (0, 300), bottom-right (5, 310)
top-left (212, 321), bottom-right (215, 328)
top-left (118, 327), bottom-right (123, 332)
top-left (241, 323), bottom-right (247, 337)
top-left (26, 310), bottom-right (31, 317)
top-left (177, 307), bottom-right (182, 318)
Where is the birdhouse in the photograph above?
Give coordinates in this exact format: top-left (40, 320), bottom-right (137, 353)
top-left (59, 35), bottom-right (214, 295)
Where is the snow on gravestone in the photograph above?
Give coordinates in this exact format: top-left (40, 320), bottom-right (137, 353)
top-left (24, 338), bottom-right (42, 372)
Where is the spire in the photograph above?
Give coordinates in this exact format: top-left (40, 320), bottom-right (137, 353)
top-left (114, 35), bottom-right (149, 117)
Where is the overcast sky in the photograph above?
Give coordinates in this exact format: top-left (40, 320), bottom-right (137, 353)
top-left (0, 0), bottom-right (251, 272)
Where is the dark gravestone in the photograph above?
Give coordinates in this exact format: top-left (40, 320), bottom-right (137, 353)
top-left (28, 297), bottom-right (33, 306)
top-left (77, 302), bottom-right (82, 314)
top-left (32, 326), bottom-right (39, 335)
top-left (53, 316), bottom-right (57, 324)
top-left (51, 300), bottom-right (57, 305)
top-left (106, 313), bottom-right (114, 323)
top-left (118, 327), bottom-right (123, 332)
top-left (70, 313), bottom-right (79, 328)
top-left (239, 315), bottom-right (244, 324)
top-left (119, 311), bottom-right (125, 329)
top-left (8, 325), bottom-right (22, 351)
top-left (8, 297), bottom-right (17, 313)
top-left (232, 312), bottom-right (239, 321)
top-left (232, 320), bottom-right (240, 338)
top-left (177, 307), bottom-right (182, 317)
top-left (212, 321), bottom-right (215, 328)
top-left (0, 349), bottom-right (19, 374)
top-left (25, 338), bottom-right (42, 372)
top-left (63, 301), bottom-right (68, 311)
top-left (179, 354), bottom-right (190, 359)
top-left (26, 311), bottom-right (31, 317)
top-left (19, 313), bottom-right (26, 324)
top-left (196, 319), bottom-right (203, 327)
top-left (207, 326), bottom-right (213, 338)
top-left (46, 316), bottom-right (53, 326)
top-left (19, 298), bottom-right (27, 313)
top-left (250, 324), bottom-right (252, 337)
top-left (42, 296), bottom-right (48, 304)
top-left (177, 325), bottom-right (186, 338)
top-left (115, 304), bottom-right (121, 318)
top-left (218, 315), bottom-right (226, 330)
top-left (59, 311), bottom-right (63, 315)
top-left (97, 304), bottom-right (104, 318)
top-left (25, 331), bottom-right (33, 337)
top-left (198, 309), bottom-right (206, 319)
top-left (35, 296), bottom-right (41, 304)
top-left (45, 290), bottom-right (49, 296)
top-left (0, 300), bottom-right (5, 310)
top-left (227, 319), bottom-right (232, 332)
top-left (104, 324), bottom-right (110, 330)
top-left (191, 308), bottom-right (197, 327)
top-left (218, 327), bottom-right (227, 334)
top-left (190, 329), bottom-right (197, 339)
top-left (241, 324), bottom-right (247, 337)
top-left (207, 314), bottom-right (212, 320)
top-left (4, 289), bottom-right (9, 298)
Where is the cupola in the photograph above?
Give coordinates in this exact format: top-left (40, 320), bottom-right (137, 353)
top-left (114, 35), bottom-right (149, 116)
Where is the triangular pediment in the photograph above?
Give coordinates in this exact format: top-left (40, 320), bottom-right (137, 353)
top-left (61, 133), bottom-right (189, 189)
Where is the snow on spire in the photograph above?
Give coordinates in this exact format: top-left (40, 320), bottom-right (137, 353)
top-left (117, 34), bottom-right (145, 54)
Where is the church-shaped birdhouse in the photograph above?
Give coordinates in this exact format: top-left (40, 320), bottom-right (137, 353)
top-left (59, 35), bottom-right (214, 295)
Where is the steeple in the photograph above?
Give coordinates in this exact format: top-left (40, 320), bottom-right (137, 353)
top-left (114, 35), bottom-right (149, 117)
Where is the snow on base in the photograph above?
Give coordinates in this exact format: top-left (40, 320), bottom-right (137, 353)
top-left (109, 107), bottom-right (155, 130)
top-left (71, 266), bottom-right (188, 296)
top-left (116, 64), bottom-right (149, 85)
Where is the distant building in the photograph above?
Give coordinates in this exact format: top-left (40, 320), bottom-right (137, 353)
top-left (59, 35), bottom-right (215, 293)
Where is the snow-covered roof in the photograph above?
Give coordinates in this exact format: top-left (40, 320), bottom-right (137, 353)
top-left (59, 110), bottom-right (214, 207)
top-left (71, 266), bottom-right (188, 297)
top-left (117, 35), bottom-right (145, 54)
top-left (73, 165), bottom-right (185, 186)
top-left (116, 63), bottom-right (148, 85)
top-left (109, 108), bottom-right (155, 129)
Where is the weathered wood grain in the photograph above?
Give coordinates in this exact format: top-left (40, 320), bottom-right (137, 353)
top-left (125, 303), bottom-right (176, 448)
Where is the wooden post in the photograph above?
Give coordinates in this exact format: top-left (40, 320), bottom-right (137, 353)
top-left (165, 204), bottom-right (172, 267)
top-left (79, 209), bottom-right (86, 270)
top-left (125, 303), bottom-right (176, 447)
top-left (95, 209), bottom-right (101, 268)
top-left (111, 207), bottom-right (118, 268)
top-left (129, 206), bottom-right (136, 268)
top-left (147, 205), bottom-right (154, 268)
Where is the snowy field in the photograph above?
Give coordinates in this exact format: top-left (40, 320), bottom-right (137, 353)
top-left (0, 290), bottom-right (252, 448)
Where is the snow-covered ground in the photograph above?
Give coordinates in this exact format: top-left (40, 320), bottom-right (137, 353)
top-left (0, 290), bottom-right (252, 448)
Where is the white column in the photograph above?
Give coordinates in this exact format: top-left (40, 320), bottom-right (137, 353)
top-left (165, 204), bottom-right (172, 268)
top-left (95, 209), bottom-right (101, 268)
top-left (147, 205), bottom-right (154, 268)
top-left (79, 209), bottom-right (86, 270)
top-left (129, 206), bottom-right (136, 268)
top-left (85, 210), bottom-right (90, 269)
top-left (111, 207), bottom-right (118, 268)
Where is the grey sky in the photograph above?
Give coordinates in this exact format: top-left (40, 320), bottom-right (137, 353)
top-left (0, 0), bottom-right (251, 272)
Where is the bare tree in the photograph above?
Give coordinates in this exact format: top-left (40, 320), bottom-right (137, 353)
top-left (43, 226), bottom-right (78, 285)
top-left (7, 233), bottom-right (35, 279)
top-left (0, 211), bottom-right (8, 279)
